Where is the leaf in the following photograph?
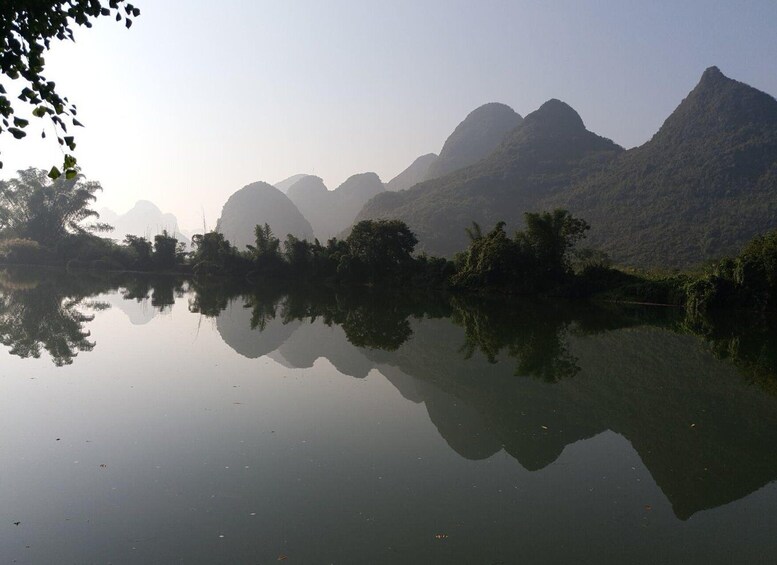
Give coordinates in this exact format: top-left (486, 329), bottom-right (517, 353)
top-left (65, 169), bottom-right (77, 180)
top-left (8, 127), bottom-right (27, 139)
top-left (48, 166), bottom-right (62, 180)
top-left (13, 117), bottom-right (29, 128)
top-left (32, 106), bottom-right (47, 118)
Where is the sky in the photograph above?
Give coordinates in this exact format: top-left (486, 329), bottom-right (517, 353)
top-left (2, 0), bottom-right (777, 231)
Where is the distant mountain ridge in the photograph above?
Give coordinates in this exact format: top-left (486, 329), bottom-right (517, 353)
top-left (287, 172), bottom-right (385, 241)
top-left (564, 66), bottom-right (777, 267)
top-left (386, 153), bottom-right (437, 192)
top-left (355, 67), bottom-right (777, 268)
top-left (274, 174), bottom-right (311, 193)
top-left (357, 99), bottom-right (622, 256)
top-left (100, 200), bottom-right (189, 244)
top-left (216, 181), bottom-right (313, 250)
top-left (423, 102), bottom-right (523, 181)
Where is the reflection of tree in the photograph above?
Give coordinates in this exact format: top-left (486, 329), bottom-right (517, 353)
top-left (188, 277), bottom-right (252, 317)
top-left (451, 296), bottom-right (580, 382)
top-left (191, 281), bottom-right (448, 352)
top-left (121, 278), bottom-right (151, 301)
top-left (0, 273), bottom-right (98, 366)
top-left (148, 276), bottom-right (185, 310)
top-left (0, 269), bottom-right (189, 366)
top-left (190, 276), bottom-right (777, 397)
top-left (123, 276), bottom-right (184, 311)
top-left (339, 304), bottom-right (412, 351)
top-left (684, 310), bottom-right (777, 395)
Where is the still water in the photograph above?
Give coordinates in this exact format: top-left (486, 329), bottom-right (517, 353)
top-left (1, 269), bottom-right (777, 564)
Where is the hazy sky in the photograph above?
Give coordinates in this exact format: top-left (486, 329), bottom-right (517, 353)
top-left (2, 0), bottom-right (777, 230)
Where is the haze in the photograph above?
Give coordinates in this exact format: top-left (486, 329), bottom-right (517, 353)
top-left (1, 0), bottom-right (776, 231)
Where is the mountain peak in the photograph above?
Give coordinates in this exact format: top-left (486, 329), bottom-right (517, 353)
top-left (336, 172), bottom-right (383, 191)
top-left (525, 99), bottom-right (586, 132)
top-left (274, 173), bottom-right (312, 193)
top-left (424, 102), bottom-right (523, 180)
top-left (652, 66), bottom-right (777, 145)
top-left (287, 175), bottom-right (328, 199)
top-left (466, 102), bottom-right (519, 120)
top-left (131, 200), bottom-right (163, 214)
top-left (694, 65), bottom-right (737, 93)
top-left (701, 65), bottom-right (724, 81)
top-left (216, 181), bottom-right (313, 249)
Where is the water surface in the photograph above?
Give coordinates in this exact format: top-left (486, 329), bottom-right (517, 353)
top-left (1, 269), bottom-right (776, 563)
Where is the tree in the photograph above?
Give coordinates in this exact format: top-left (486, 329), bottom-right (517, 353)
top-left (0, 166), bottom-right (106, 245)
top-left (283, 233), bottom-right (312, 272)
top-left (0, 1), bottom-right (140, 178)
top-left (248, 223), bottom-right (285, 275)
top-left (250, 223), bottom-right (281, 259)
top-left (452, 210), bottom-right (591, 292)
top-left (345, 219), bottom-right (418, 283)
top-left (152, 230), bottom-right (178, 269)
top-left (191, 231), bottom-right (233, 265)
top-left (123, 234), bottom-right (151, 267)
top-left (520, 209), bottom-right (590, 277)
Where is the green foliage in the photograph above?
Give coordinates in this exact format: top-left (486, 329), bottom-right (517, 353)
top-left (558, 67), bottom-right (777, 269)
top-left (246, 223), bottom-right (284, 275)
top-left (0, 167), bottom-right (103, 245)
top-left (571, 247), bottom-right (612, 273)
top-left (685, 229), bottom-right (777, 313)
top-left (452, 210), bottom-right (589, 293)
top-left (0, 237), bottom-right (47, 264)
top-left (190, 231), bottom-right (247, 275)
top-left (152, 230), bottom-right (179, 270)
top-left (345, 219), bottom-right (418, 284)
top-left (521, 210), bottom-right (590, 277)
top-left (123, 234), bottom-right (152, 268)
top-left (0, 1), bottom-right (140, 176)
top-left (251, 223), bottom-right (280, 258)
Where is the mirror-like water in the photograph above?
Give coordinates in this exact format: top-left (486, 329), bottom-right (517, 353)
top-left (1, 268), bottom-right (776, 563)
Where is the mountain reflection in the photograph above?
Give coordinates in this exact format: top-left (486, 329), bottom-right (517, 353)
top-left (2, 271), bottom-right (777, 522)
top-left (205, 283), bottom-right (777, 521)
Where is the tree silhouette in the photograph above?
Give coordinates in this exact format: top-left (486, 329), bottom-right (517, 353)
top-left (0, 167), bottom-right (106, 245)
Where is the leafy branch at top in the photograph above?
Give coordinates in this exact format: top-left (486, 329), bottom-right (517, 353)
top-left (0, 1), bottom-right (140, 178)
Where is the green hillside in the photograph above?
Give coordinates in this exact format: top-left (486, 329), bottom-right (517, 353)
top-left (356, 67), bottom-right (777, 269)
top-left (357, 99), bottom-right (622, 257)
top-left (566, 66), bottom-right (777, 268)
